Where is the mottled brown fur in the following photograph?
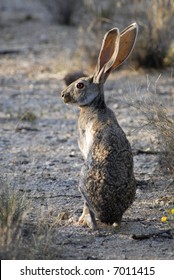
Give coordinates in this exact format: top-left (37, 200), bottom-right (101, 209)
top-left (79, 104), bottom-right (136, 225)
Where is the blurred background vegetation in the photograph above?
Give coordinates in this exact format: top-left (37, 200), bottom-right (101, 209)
top-left (0, 0), bottom-right (174, 69)
top-left (40, 0), bottom-right (174, 68)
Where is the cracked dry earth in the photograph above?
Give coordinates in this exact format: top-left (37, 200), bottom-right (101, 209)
top-left (0, 13), bottom-right (174, 259)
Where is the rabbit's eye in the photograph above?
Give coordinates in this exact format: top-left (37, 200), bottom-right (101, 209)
top-left (76, 82), bottom-right (85, 89)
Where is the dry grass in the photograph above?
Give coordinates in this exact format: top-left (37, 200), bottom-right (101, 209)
top-left (135, 0), bottom-right (174, 68)
top-left (22, 217), bottom-right (62, 260)
top-left (130, 78), bottom-right (174, 176)
top-left (77, 0), bottom-right (116, 68)
top-left (41, 0), bottom-right (174, 69)
top-left (0, 181), bottom-right (62, 259)
top-left (0, 181), bottom-right (28, 258)
top-left (76, 0), bottom-right (174, 69)
top-left (18, 110), bottom-right (37, 122)
top-left (140, 103), bottom-right (174, 175)
top-left (139, 0), bottom-right (174, 68)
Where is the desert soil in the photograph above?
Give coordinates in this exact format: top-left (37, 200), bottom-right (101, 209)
top-left (0, 0), bottom-right (174, 259)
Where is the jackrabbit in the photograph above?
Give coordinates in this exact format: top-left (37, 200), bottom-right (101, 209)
top-left (61, 23), bottom-right (138, 229)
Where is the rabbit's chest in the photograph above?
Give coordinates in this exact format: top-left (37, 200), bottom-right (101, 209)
top-left (78, 122), bottom-right (94, 160)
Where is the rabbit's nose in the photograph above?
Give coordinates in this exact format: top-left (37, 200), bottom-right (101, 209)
top-left (61, 91), bottom-right (71, 103)
top-left (61, 90), bottom-right (69, 99)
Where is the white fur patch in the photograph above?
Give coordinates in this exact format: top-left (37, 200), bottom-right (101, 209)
top-left (79, 122), bottom-right (94, 160)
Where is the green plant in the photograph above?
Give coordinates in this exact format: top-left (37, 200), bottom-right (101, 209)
top-left (161, 207), bottom-right (174, 233)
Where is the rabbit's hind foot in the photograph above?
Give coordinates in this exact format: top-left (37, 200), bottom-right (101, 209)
top-left (112, 222), bottom-right (120, 228)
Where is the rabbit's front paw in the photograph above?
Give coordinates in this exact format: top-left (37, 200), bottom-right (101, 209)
top-left (79, 204), bottom-right (97, 230)
top-left (79, 213), bottom-right (97, 230)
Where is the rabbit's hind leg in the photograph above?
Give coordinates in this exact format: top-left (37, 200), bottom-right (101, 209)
top-left (79, 201), bottom-right (97, 230)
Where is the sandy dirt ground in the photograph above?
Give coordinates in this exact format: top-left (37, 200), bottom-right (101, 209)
top-left (0, 0), bottom-right (174, 259)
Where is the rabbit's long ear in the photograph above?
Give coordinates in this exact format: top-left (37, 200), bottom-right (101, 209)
top-left (93, 28), bottom-right (120, 84)
top-left (93, 23), bottom-right (138, 84)
top-left (108, 23), bottom-right (138, 71)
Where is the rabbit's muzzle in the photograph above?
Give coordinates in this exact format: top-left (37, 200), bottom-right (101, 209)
top-left (61, 90), bottom-right (72, 103)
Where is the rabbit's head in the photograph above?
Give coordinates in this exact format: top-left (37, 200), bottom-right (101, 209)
top-left (61, 23), bottom-right (138, 107)
top-left (61, 75), bottom-right (102, 106)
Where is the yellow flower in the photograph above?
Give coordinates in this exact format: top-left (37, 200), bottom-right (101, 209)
top-left (171, 208), bottom-right (174, 215)
top-left (161, 216), bottom-right (167, 222)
